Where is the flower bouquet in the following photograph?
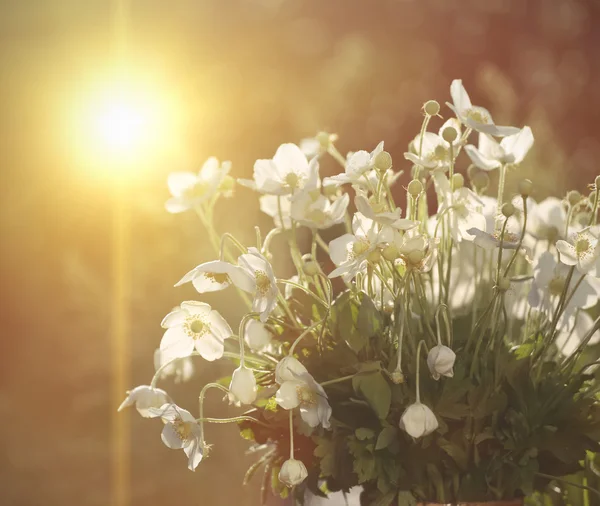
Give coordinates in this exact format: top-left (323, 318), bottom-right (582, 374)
top-left (119, 80), bottom-right (600, 505)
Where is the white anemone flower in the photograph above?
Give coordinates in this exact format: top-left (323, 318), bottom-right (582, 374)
top-left (529, 251), bottom-right (600, 323)
top-left (259, 195), bottom-right (292, 228)
top-left (228, 365), bottom-right (257, 405)
top-left (328, 213), bottom-right (394, 281)
top-left (165, 157), bottom-right (232, 213)
top-left (404, 118), bottom-right (462, 169)
top-left (154, 350), bottom-right (194, 384)
top-left (427, 345), bottom-right (456, 380)
top-left (275, 357), bottom-right (332, 429)
top-left (323, 141), bottom-right (384, 187)
top-left (354, 195), bottom-right (417, 230)
top-left (291, 192), bottom-right (349, 229)
top-left (527, 197), bottom-right (567, 243)
top-left (398, 233), bottom-right (437, 273)
top-left (118, 385), bottom-right (171, 418)
top-left (148, 403), bottom-right (204, 471)
top-left (244, 319), bottom-right (273, 352)
top-left (464, 127), bottom-right (534, 172)
top-left (279, 458), bottom-right (308, 487)
top-left (159, 301), bottom-right (233, 362)
top-left (447, 79), bottom-right (520, 137)
top-left (399, 402), bottom-right (438, 439)
top-left (556, 227), bottom-right (600, 275)
top-left (239, 143), bottom-right (319, 196)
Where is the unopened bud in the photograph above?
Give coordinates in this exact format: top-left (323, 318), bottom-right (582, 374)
top-left (472, 172), bottom-right (489, 190)
top-left (374, 151), bottom-right (392, 171)
top-left (467, 164), bottom-right (478, 181)
top-left (382, 244), bottom-right (399, 261)
top-left (367, 249), bottom-right (381, 264)
top-left (303, 260), bottom-right (319, 276)
top-left (497, 277), bottom-right (511, 291)
top-left (390, 370), bottom-right (405, 384)
top-left (451, 173), bottom-right (464, 190)
top-left (442, 126), bottom-right (458, 143)
top-left (218, 175), bottom-right (236, 195)
top-left (407, 250), bottom-right (425, 265)
top-left (407, 179), bottom-right (423, 197)
top-left (502, 203), bottom-right (515, 218)
top-left (316, 131), bottom-right (331, 148)
top-left (424, 100), bottom-right (440, 116)
top-left (518, 179), bottom-right (533, 197)
top-left (567, 190), bottom-right (582, 207)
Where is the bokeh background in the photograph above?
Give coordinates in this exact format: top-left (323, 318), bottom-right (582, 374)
top-left (2, 0), bottom-right (600, 505)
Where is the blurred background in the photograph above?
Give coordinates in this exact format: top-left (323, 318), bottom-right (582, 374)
top-left (1, 0), bottom-right (600, 505)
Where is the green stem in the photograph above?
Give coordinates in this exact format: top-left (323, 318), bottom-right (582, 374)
top-left (320, 374), bottom-right (356, 387)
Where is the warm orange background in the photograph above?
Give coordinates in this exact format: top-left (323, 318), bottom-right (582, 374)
top-left (1, 1), bottom-right (600, 505)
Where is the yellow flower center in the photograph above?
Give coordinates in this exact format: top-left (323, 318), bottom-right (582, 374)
top-left (296, 385), bottom-right (317, 407)
top-left (173, 419), bottom-right (192, 441)
top-left (351, 240), bottom-right (370, 257)
top-left (184, 181), bottom-right (210, 200)
top-left (306, 209), bottom-right (327, 225)
top-left (255, 270), bottom-right (271, 295)
top-left (285, 172), bottom-right (301, 189)
top-left (184, 316), bottom-right (208, 339)
top-left (576, 237), bottom-right (591, 256)
top-left (204, 272), bottom-right (231, 285)
top-left (466, 108), bottom-right (491, 124)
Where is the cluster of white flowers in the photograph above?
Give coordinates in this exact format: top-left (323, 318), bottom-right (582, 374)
top-left (119, 80), bottom-right (600, 488)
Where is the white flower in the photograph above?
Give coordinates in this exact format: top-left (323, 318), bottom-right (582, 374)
top-left (279, 458), bottom-right (308, 487)
top-left (527, 197), bottom-right (566, 243)
top-left (275, 357), bottom-right (332, 429)
top-left (404, 118), bottom-right (462, 169)
top-left (159, 301), bottom-right (233, 362)
top-left (427, 345), bottom-right (456, 380)
top-left (556, 227), bottom-right (600, 275)
top-left (464, 127), bottom-right (534, 171)
top-left (323, 141), bottom-right (384, 187)
top-left (466, 227), bottom-right (522, 252)
top-left (355, 195), bottom-right (417, 230)
top-left (175, 260), bottom-right (238, 293)
top-left (398, 233), bottom-right (437, 272)
top-left (148, 403), bottom-right (204, 471)
top-left (239, 143), bottom-right (319, 196)
top-left (228, 365), bottom-right (257, 405)
top-left (244, 319), bottom-right (273, 352)
top-left (291, 192), bottom-right (349, 229)
top-left (399, 402), bottom-right (438, 439)
top-left (165, 157), bottom-right (232, 213)
top-left (154, 349), bottom-right (194, 384)
top-left (259, 195), bottom-right (292, 228)
top-left (555, 311), bottom-right (600, 357)
top-left (329, 213), bottom-right (393, 281)
top-left (118, 385), bottom-right (171, 418)
top-left (447, 79), bottom-right (520, 137)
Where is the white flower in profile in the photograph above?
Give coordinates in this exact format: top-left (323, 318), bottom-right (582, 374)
top-left (244, 319), bottom-right (273, 352)
top-left (175, 260), bottom-right (238, 293)
top-left (239, 143), bottom-right (319, 196)
top-left (165, 157), bottom-right (232, 213)
top-left (291, 192), bottom-right (349, 229)
top-left (466, 227), bottom-right (522, 252)
top-left (427, 345), bottom-right (456, 380)
top-left (398, 233), bottom-right (437, 273)
top-left (323, 141), bottom-right (384, 187)
top-left (148, 403), bottom-right (204, 471)
top-left (447, 79), bottom-right (520, 137)
top-left (159, 301), bottom-right (233, 362)
top-left (464, 127), bottom-right (534, 172)
top-left (556, 227), bottom-right (600, 275)
top-left (555, 311), bottom-right (600, 357)
top-left (279, 458), bottom-right (308, 487)
top-left (228, 365), bottom-right (257, 405)
top-left (259, 195), bottom-right (292, 228)
top-left (275, 357), bottom-right (332, 429)
top-left (118, 385), bottom-right (171, 418)
top-left (399, 402), bottom-right (438, 439)
top-left (354, 195), bottom-right (417, 230)
top-left (527, 197), bottom-right (566, 243)
top-left (404, 118), bottom-right (462, 169)
top-left (328, 213), bottom-right (393, 281)
top-left (154, 349), bottom-right (194, 384)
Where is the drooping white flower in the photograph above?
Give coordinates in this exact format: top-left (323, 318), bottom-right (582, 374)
top-left (259, 195), bottom-right (292, 229)
top-left (118, 385), bottom-right (171, 418)
top-left (228, 365), bottom-right (257, 405)
top-left (447, 79), bottom-right (520, 137)
top-left (148, 403), bottom-right (204, 471)
top-left (159, 301), bottom-right (233, 362)
top-left (244, 319), bottom-right (273, 352)
top-left (355, 195), bottom-right (417, 230)
top-left (556, 227), bottom-right (600, 275)
top-left (323, 141), bottom-right (384, 187)
top-left (154, 349), bottom-right (194, 384)
top-left (404, 118), bottom-right (462, 169)
top-left (275, 356), bottom-right (332, 429)
top-left (291, 192), bottom-right (350, 229)
top-left (175, 260), bottom-right (238, 293)
top-left (464, 127), bottom-right (534, 171)
top-left (165, 157), bottom-right (232, 213)
top-left (427, 345), bottom-right (456, 380)
top-left (279, 458), bottom-right (308, 487)
top-left (328, 213), bottom-right (393, 281)
top-left (399, 402), bottom-right (438, 439)
top-left (239, 143), bottom-right (319, 196)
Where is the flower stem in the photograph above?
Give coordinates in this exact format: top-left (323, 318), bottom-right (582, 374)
top-left (288, 410), bottom-right (295, 459)
top-left (415, 340), bottom-right (426, 403)
top-left (320, 374), bottom-right (355, 387)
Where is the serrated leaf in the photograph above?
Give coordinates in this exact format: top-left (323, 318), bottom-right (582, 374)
top-left (332, 291), bottom-right (366, 353)
top-left (353, 371), bottom-right (391, 419)
top-left (438, 438), bottom-right (468, 470)
top-left (355, 427), bottom-right (376, 440)
top-left (357, 291), bottom-right (384, 338)
top-left (376, 427), bottom-right (397, 450)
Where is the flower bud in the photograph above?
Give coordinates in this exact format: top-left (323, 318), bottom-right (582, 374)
top-left (229, 365), bottom-right (257, 405)
top-left (407, 249), bottom-right (425, 265)
top-left (390, 369), bottom-right (405, 384)
top-left (451, 173), bottom-right (464, 190)
top-left (316, 131), bottom-right (332, 149)
top-left (303, 259), bottom-right (319, 276)
top-left (567, 190), bottom-right (582, 207)
top-left (423, 100), bottom-right (440, 116)
top-left (407, 179), bottom-right (423, 197)
top-left (472, 172), bottom-right (489, 191)
top-left (367, 249), bottom-right (381, 264)
top-left (244, 320), bottom-right (273, 352)
top-left (374, 151), bottom-right (393, 171)
top-left (595, 175), bottom-right (600, 189)
top-left (501, 202), bottom-right (515, 218)
top-left (352, 241), bottom-right (370, 256)
top-left (399, 402), bottom-right (438, 438)
top-left (497, 277), bottom-right (511, 291)
top-left (427, 345), bottom-right (456, 380)
top-left (518, 179), bottom-right (533, 197)
top-left (279, 458), bottom-right (308, 487)
top-left (382, 244), bottom-right (399, 261)
top-left (442, 126), bottom-right (458, 143)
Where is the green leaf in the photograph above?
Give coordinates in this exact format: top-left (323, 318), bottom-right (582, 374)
top-left (357, 291), bottom-right (384, 339)
top-left (438, 438), bottom-right (468, 471)
top-left (331, 291), bottom-right (366, 353)
top-left (353, 371), bottom-right (391, 419)
top-left (355, 427), bottom-right (376, 441)
top-left (396, 491), bottom-right (417, 506)
top-left (376, 427), bottom-right (397, 450)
